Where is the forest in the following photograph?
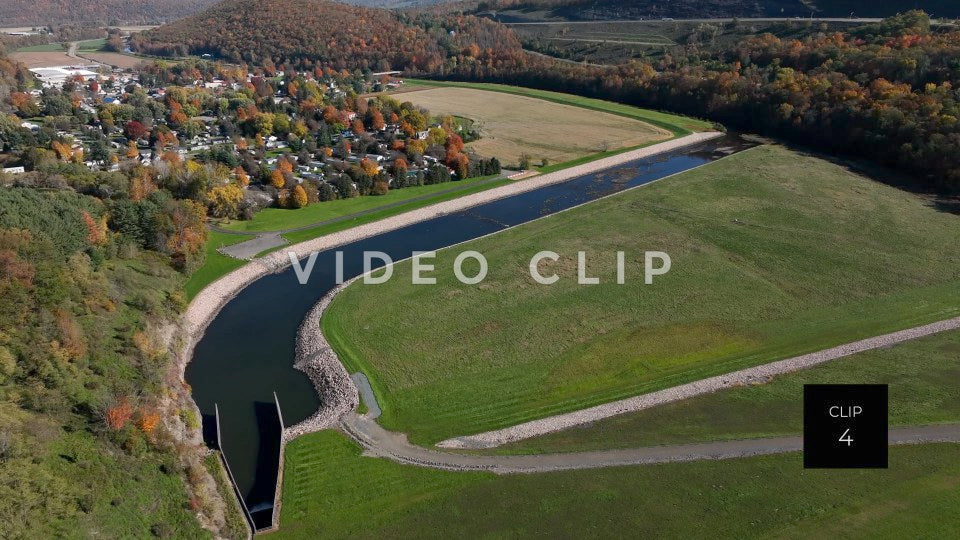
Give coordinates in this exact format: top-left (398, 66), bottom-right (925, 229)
top-left (433, 11), bottom-right (960, 191)
top-left (0, 48), bottom-right (243, 537)
top-left (0, 0), bottom-right (219, 26)
top-left (131, 0), bottom-right (521, 72)
top-left (464, 0), bottom-right (960, 20)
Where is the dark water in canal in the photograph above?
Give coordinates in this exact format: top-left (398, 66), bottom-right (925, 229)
top-left (185, 134), bottom-right (753, 525)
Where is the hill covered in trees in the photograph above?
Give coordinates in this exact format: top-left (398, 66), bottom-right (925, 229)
top-left (463, 0), bottom-right (960, 21)
top-left (432, 11), bottom-right (960, 192)
top-left (131, 0), bottom-right (523, 71)
top-left (0, 0), bottom-right (220, 26)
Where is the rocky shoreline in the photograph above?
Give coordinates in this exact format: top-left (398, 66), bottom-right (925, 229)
top-left (283, 279), bottom-right (361, 441)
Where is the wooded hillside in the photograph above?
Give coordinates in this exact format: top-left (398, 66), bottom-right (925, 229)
top-left (131, 0), bottom-right (523, 72)
top-left (468, 0), bottom-right (960, 20)
top-left (0, 0), bottom-right (219, 26)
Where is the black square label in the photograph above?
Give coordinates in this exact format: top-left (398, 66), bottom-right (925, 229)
top-left (803, 384), bottom-right (888, 468)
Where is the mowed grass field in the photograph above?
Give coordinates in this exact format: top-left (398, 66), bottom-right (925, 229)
top-left (401, 86), bottom-right (672, 165)
top-left (323, 145), bottom-right (960, 445)
top-left (499, 328), bottom-right (960, 454)
top-left (276, 431), bottom-right (960, 538)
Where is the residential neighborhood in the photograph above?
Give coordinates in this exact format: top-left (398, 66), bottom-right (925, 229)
top-left (2, 58), bottom-right (500, 222)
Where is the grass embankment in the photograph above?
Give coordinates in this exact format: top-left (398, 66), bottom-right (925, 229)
top-left (221, 175), bottom-right (505, 234)
top-left (276, 431), bottom-right (960, 538)
top-left (499, 328), bottom-right (960, 454)
top-left (188, 176), bottom-right (513, 296)
top-left (323, 145), bottom-right (960, 445)
top-left (184, 230), bottom-right (253, 299)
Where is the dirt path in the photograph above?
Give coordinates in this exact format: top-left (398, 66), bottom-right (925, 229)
top-left (341, 413), bottom-right (960, 473)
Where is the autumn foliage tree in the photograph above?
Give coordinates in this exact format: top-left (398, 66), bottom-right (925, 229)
top-left (81, 211), bottom-right (107, 245)
top-left (124, 120), bottom-right (149, 141)
top-left (105, 396), bottom-right (133, 430)
top-left (270, 168), bottom-right (286, 189)
top-left (290, 184), bottom-right (308, 208)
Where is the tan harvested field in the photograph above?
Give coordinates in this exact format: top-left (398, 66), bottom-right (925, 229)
top-left (80, 52), bottom-right (145, 69)
top-left (10, 51), bottom-right (94, 68)
top-left (402, 87), bottom-right (672, 165)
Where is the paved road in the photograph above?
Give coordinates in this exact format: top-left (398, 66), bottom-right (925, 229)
top-left (341, 414), bottom-right (960, 474)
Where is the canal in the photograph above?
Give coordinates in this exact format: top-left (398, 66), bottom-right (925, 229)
top-left (185, 134), bottom-right (754, 528)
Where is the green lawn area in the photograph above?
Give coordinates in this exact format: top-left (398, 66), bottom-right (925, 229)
top-left (279, 176), bottom-right (514, 245)
top-left (221, 175), bottom-right (504, 234)
top-left (404, 78), bottom-right (713, 136)
top-left (14, 42), bottom-right (66, 52)
top-left (276, 431), bottom-right (960, 538)
top-left (498, 328), bottom-right (960, 454)
top-left (323, 145), bottom-right (960, 445)
top-left (76, 38), bottom-right (107, 51)
top-left (184, 230), bottom-right (253, 299)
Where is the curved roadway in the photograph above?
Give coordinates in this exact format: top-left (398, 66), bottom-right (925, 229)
top-left (341, 414), bottom-right (960, 474)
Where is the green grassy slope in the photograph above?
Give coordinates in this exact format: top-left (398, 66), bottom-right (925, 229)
top-left (276, 431), bottom-right (960, 538)
top-left (323, 145), bottom-right (960, 445)
top-left (499, 328), bottom-right (960, 454)
top-left (184, 230), bottom-right (253, 299)
top-left (221, 175), bottom-right (504, 234)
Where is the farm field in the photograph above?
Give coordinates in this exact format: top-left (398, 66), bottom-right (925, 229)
top-left (401, 85), bottom-right (673, 166)
top-left (9, 51), bottom-right (93, 68)
top-left (323, 144), bottom-right (960, 445)
top-left (13, 42), bottom-right (66, 52)
top-left (512, 19), bottom-right (859, 64)
top-left (498, 328), bottom-right (960, 454)
top-left (276, 431), bottom-right (960, 538)
top-left (77, 52), bottom-right (145, 69)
